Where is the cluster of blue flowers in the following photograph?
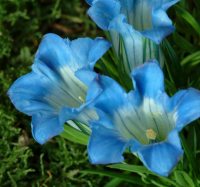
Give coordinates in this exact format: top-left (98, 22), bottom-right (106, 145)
top-left (8, 0), bottom-right (200, 176)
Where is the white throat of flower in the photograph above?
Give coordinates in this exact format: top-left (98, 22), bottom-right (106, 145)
top-left (114, 97), bottom-right (175, 145)
top-left (45, 66), bottom-right (88, 110)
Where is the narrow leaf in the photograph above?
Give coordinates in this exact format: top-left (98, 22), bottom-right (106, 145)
top-left (174, 171), bottom-right (195, 187)
top-left (60, 124), bottom-right (89, 145)
top-left (81, 169), bottom-right (144, 185)
top-left (176, 6), bottom-right (200, 35)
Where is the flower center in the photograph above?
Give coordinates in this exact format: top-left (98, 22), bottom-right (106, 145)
top-left (146, 129), bottom-right (157, 140)
top-left (46, 67), bottom-right (88, 110)
top-left (78, 96), bottom-right (85, 103)
top-left (114, 98), bottom-right (175, 145)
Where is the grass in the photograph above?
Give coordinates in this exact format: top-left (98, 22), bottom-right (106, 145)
top-left (0, 0), bottom-right (107, 186)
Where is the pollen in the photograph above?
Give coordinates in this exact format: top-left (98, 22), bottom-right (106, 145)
top-left (78, 96), bottom-right (84, 102)
top-left (146, 129), bottom-right (157, 140)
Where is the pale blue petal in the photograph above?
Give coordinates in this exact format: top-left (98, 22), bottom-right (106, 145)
top-left (142, 26), bottom-right (174, 44)
top-left (93, 109), bottom-right (114, 128)
top-left (119, 0), bottom-right (179, 43)
top-left (8, 34), bottom-right (108, 116)
top-left (137, 130), bottom-right (183, 176)
top-left (119, 0), bottom-right (153, 31)
top-left (169, 88), bottom-right (200, 131)
top-left (87, 0), bottom-right (120, 30)
top-left (8, 72), bottom-right (55, 116)
top-left (88, 123), bottom-right (128, 164)
top-left (112, 92), bottom-right (173, 145)
top-left (34, 33), bottom-right (77, 71)
top-left (8, 70), bottom-right (87, 144)
top-left (31, 113), bottom-right (64, 144)
top-left (87, 75), bottom-right (126, 115)
top-left (109, 14), bottom-right (144, 72)
top-left (109, 15), bottom-right (164, 72)
top-left (75, 68), bottom-right (97, 86)
top-left (87, 0), bottom-right (165, 73)
top-left (31, 105), bottom-right (88, 144)
top-left (69, 37), bottom-right (111, 69)
top-left (35, 33), bottom-right (110, 72)
top-left (87, 0), bottom-right (178, 43)
top-left (131, 61), bottom-right (164, 98)
top-left (60, 105), bottom-right (98, 126)
top-left (85, 0), bottom-right (94, 5)
top-left (159, 0), bottom-right (180, 10)
top-left (8, 33), bottom-right (109, 144)
top-left (142, 6), bottom-right (175, 44)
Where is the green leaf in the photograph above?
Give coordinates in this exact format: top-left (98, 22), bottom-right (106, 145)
top-left (108, 163), bottom-right (177, 186)
top-left (180, 51), bottom-right (200, 66)
top-left (60, 124), bottom-right (89, 145)
top-left (173, 33), bottom-right (196, 53)
top-left (81, 169), bottom-right (145, 185)
top-left (180, 134), bottom-right (198, 176)
top-left (174, 171), bottom-right (195, 187)
top-left (108, 163), bottom-right (152, 175)
top-left (104, 178), bottom-right (123, 187)
top-left (72, 121), bottom-right (91, 135)
top-left (176, 5), bottom-right (200, 35)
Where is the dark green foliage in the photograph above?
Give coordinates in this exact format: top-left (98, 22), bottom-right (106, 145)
top-left (0, 0), bottom-right (106, 186)
top-left (162, 2), bottom-right (200, 185)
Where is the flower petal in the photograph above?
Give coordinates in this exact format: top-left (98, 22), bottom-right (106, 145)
top-left (137, 130), bottom-right (183, 176)
top-left (119, 0), bottom-right (179, 43)
top-left (161, 0), bottom-right (180, 10)
top-left (75, 68), bottom-right (97, 86)
top-left (87, 0), bottom-right (120, 30)
top-left (35, 33), bottom-right (110, 72)
top-left (87, 75), bottom-right (126, 115)
top-left (8, 33), bottom-right (110, 144)
top-left (142, 14), bottom-right (174, 44)
top-left (8, 72), bottom-right (56, 116)
top-left (69, 37), bottom-right (111, 69)
top-left (109, 14), bottom-right (144, 72)
top-left (85, 0), bottom-right (95, 5)
top-left (112, 91), bottom-right (173, 144)
top-left (109, 15), bottom-right (164, 72)
top-left (31, 105), bottom-right (89, 144)
top-left (119, 0), bottom-right (153, 31)
top-left (34, 33), bottom-right (77, 71)
top-left (131, 61), bottom-right (164, 98)
top-left (88, 122), bottom-right (127, 164)
top-left (8, 71), bottom-right (87, 143)
top-left (31, 113), bottom-right (64, 144)
top-left (169, 88), bottom-right (200, 131)
top-left (87, 0), bottom-right (179, 44)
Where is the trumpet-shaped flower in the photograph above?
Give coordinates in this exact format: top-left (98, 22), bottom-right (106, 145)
top-left (88, 61), bottom-right (200, 176)
top-left (8, 33), bottom-right (110, 144)
top-left (86, 0), bottom-right (179, 74)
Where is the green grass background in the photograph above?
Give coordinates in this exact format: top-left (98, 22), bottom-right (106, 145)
top-left (0, 1), bottom-right (107, 186)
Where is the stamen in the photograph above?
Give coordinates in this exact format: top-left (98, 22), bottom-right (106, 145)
top-left (78, 96), bottom-right (84, 103)
top-left (146, 129), bottom-right (157, 140)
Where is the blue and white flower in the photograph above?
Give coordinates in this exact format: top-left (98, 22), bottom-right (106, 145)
top-left (88, 61), bottom-right (200, 176)
top-left (86, 0), bottom-right (179, 74)
top-left (8, 33), bottom-right (110, 144)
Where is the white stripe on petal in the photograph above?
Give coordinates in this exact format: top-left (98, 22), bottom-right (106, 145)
top-left (114, 97), bottom-right (175, 144)
top-left (46, 66), bottom-right (87, 110)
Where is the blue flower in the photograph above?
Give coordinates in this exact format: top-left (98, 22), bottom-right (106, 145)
top-left (86, 0), bottom-right (179, 74)
top-left (8, 33), bottom-right (110, 144)
top-left (88, 61), bottom-right (200, 176)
